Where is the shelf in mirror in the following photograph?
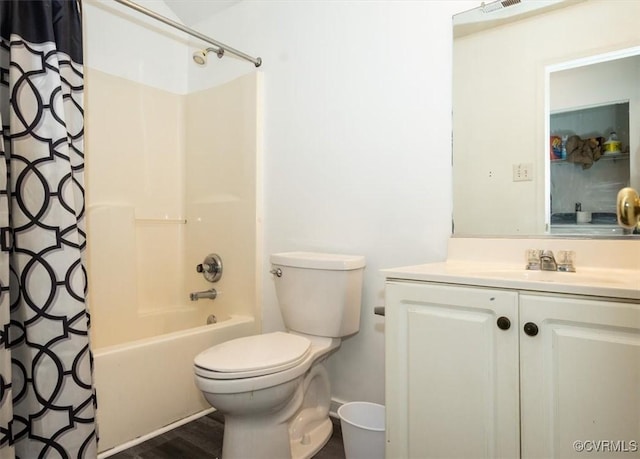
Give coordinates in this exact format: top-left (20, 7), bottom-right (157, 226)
top-left (551, 151), bottom-right (629, 164)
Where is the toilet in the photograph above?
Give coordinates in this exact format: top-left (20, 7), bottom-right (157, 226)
top-left (193, 251), bottom-right (366, 459)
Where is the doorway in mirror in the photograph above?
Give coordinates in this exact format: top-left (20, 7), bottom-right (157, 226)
top-left (549, 103), bottom-right (630, 235)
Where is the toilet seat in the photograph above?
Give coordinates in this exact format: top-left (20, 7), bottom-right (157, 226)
top-left (194, 332), bottom-right (311, 380)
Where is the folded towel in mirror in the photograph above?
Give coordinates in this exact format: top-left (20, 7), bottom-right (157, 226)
top-left (565, 135), bottom-right (604, 169)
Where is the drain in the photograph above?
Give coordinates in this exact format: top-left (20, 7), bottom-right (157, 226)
top-left (206, 314), bottom-right (217, 325)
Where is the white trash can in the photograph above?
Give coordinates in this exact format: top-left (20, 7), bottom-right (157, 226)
top-left (338, 402), bottom-right (385, 459)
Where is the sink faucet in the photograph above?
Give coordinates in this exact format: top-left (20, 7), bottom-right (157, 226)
top-left (190, 288), bottom-right (218, 301)
top-left (539, 250), bottom-right (558, 271)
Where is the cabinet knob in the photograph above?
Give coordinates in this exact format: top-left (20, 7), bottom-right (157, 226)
top-left (496, 316), bottom-right (511, 330)
top-left (523, 322), bottom-right (539, 336)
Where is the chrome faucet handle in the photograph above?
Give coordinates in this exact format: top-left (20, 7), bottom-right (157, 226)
top-left (197, 262), bottom-right (214, 273)
top-left (556, 250), bottom-right (576, 272)
top-left (525, 249), bottom-right (542, 270)
top-left (196, 253), bottom-right (223, 283)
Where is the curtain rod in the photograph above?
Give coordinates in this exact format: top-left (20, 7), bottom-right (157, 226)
top-left (112, 0), bottom-right (262, 67)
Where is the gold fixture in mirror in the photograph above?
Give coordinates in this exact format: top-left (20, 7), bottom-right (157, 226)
top-left (616, 188), bottom-right (640, 230)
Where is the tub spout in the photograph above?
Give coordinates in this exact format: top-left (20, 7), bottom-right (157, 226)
top-left (190, 288), bottom-right (217, 301)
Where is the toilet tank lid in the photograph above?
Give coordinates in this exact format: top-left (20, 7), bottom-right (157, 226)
top-left (271, 252), bottom-right (365, 270)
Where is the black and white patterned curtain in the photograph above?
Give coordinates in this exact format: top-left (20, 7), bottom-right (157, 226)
top-left (0, 0), bottom-right (96, 457)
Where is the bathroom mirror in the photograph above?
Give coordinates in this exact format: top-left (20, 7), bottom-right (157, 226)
top-left (452, 0), bottom-right (640, 237)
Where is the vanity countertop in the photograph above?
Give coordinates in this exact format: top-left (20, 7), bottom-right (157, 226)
top-left (382, 261), bottom-right (639, 300)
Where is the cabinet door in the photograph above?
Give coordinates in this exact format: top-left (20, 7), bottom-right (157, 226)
top-left (385, 281), bottom-right (519, 459)
top-left (520, 294), bottom-right (640, 458)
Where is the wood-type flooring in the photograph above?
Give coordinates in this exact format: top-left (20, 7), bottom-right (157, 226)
top-left (108, 411), bottom-right (346, 459)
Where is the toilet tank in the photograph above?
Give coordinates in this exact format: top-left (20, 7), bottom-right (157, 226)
top-left (270, 252), bottom-right (366, 338)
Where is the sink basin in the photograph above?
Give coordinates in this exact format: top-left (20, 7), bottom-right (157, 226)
top-left (475, 269), bottom-right (627, 286)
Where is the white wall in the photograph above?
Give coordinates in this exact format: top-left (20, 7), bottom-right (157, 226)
top-left (84, 0), bottom-right (191, 94)
top-left (190, 0), bottom-right (475, 405)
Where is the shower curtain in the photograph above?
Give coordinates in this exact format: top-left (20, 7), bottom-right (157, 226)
top-left (0, 1), bottom-right (96, 457)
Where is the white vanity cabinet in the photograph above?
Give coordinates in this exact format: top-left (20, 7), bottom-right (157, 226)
top-left (385, 281), bottom-right (520, 458)
top-left (385, 280), bottom-right (640, 459)
top-left (520, 293), bottom-right (640, 458)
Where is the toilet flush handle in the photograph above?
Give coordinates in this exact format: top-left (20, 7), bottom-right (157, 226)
top-left (270, 267), bottom-right (282, 277)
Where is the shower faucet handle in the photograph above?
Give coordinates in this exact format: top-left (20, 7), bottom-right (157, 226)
top-left (196, 253), bottom-right (223, 283)
top-left (197, 263), bottom-right (214, 273)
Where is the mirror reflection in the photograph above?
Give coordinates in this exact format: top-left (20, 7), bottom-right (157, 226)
top-left (549, 55), bottom-right (635, 235)
top-left (452, 0), bottom-right (640, 237)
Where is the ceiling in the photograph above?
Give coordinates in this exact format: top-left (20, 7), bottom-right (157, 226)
top-left (163, 0), bottom-right (241, 26)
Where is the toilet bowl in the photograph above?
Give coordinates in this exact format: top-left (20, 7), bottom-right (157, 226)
top-left (194, 332), bottom-right (340, 458)
top-left (193, 252), bottom-right (365, 459)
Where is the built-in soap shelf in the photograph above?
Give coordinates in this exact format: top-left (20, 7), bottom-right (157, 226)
top-left (135, 217), bottom-right (187, 224)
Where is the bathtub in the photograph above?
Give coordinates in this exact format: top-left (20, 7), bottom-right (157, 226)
top-left (94, 314), bottom-right (257, 456)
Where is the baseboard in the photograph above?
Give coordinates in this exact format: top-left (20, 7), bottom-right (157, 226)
top-left (330, 397), bottom-right (346, 419)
